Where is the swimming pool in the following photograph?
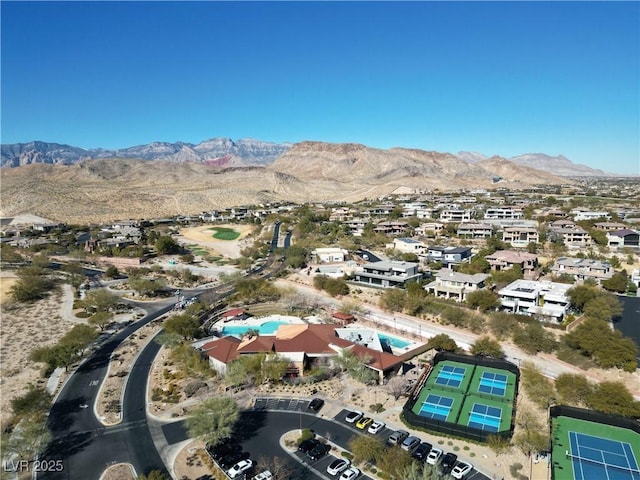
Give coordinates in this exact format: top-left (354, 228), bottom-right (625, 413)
top-left (221, 320), bottom-right (289, 337)
top-left (378, 333), bottom-right (411, 349)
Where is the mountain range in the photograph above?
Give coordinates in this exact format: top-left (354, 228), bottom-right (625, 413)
top-left (1, 138), bottom-right (614, 177)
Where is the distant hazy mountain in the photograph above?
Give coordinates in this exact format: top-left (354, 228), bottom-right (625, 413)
top-left (0, 138), bottom-right (292, 168)
top-left (455, 151), bottom-right (611, 177)
top-left (507, 153), bottom-right (610, 177)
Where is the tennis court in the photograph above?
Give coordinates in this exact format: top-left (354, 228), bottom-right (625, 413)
top-left (419, 394), bottom-right (456, 421)
top-left (477, 372), bottom-right (507, 396)
top-left (435, 365), bottom-right (467, 388)
top-left (567, 431), bottom-right (640, 480)
top-left (552, 415), bottom-right (640, 480)
top-left (467, 403), bottom-right (502, 432)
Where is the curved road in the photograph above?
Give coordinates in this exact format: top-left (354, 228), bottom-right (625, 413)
top-left (38, 222), bottom-right (285, 479)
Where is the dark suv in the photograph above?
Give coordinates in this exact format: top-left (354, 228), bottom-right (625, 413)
top-left (412, 442), bottom-right (432, 462)
top-left (298, 438), bottom-right (320, 454)
top-left (308, 398), bottom-right (325, 411)
top-left (441, 452), bottom-right (458, 474)
top-left (307, 442), bottom-right (331, 461)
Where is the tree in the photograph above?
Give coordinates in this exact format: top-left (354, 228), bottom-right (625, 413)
top-left (63, 324), bottom-right (100, 355)
top-left (488, 313), bottom-right (518, 340)
top-left (399, 461), bottom-right (442, 480)
top-left (88, 311), bottom-right (113, 331)
top-left (185, 396), bottom-right (239, 447)
top-left (377, 446), bottom-right (414, 479)
top-left (10, 386), bottom-right (52, 419)
top-left (334, 350), bottom-right (379, 385)
top-left (83, 288), bottom-right (120, 312)
top-left (512, 322), bottom-right (557, 354)
top-left (519, 361), bottom-right (556, 409)
top-left (513, 427), bottom-right (549, 457)
top-left (255, 455), bottom-right (301, 480)
top-left (348, 435), bottom-right (385, 466)
top-left (602, 270), bottom-right (629, 293)
top-left (104, 265), bottom-right (120, 278)
top-left (386, 376), bottom-right (409, 400)
top-left (154, 236), bottom-right (179, 254)
top-left (285, 244), bottom-right (308, 269)
top-left (129, 276), bottom-right (165, 297)
top-left (554, 373), bottom-right (593, 407)
top-left (163, 314), bottom-right (201, 340)
top-left (379, 288), bottom-right (406, 312)
top-left (137, 471), bottom-right (169, 480)
top-left (9, 273), bottom-right (53, 302)
top-left (2, 416), bottom-right (51, 461)
top-left (470, 336), bottom-right (504, 358)
top-left (426, 334), bottom-right (459, 352)
top-left (179, 253), bottom-right (194, 264)
top-left (466, 289), bottom-right (499, 312)
top-left (586, 381), bottom-right (640, 417)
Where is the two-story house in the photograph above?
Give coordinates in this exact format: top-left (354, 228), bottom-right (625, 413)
top-left (550, 257), bottom-right (614, 284)
top-left (502, 227), bottom-right (539, 248)
top-left (426, 270), bottom-right (490, 302)
top-left (498, 279), bottom-right (571, 322)
top-left (353, 260), bottom-right (423, 288)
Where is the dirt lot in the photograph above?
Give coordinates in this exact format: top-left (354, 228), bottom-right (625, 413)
top-left (177, 224), bottom-right (258, 259)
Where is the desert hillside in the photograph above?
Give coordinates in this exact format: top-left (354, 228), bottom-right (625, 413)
top-left (0, 142), bottom-right (570, 223)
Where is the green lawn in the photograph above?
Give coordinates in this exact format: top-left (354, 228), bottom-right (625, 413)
top-left (210, 227), bottom-right (240, 241)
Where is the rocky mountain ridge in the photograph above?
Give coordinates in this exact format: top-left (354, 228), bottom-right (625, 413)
top-left (2, 138), bottom-right (617, 177)
top-left (0, 138), bottom-right (292, 168)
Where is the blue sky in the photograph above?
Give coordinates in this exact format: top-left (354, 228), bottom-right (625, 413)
top-left (1, 1), bottom-right (639, 174)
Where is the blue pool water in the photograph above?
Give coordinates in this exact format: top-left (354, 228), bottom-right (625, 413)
top-left (378, 333), bottom-right (411, 349)
top-left (221, 320), bottom-right (289, 337)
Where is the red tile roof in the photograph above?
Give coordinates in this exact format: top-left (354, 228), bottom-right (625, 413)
top-left (200, 336), bottom-right (240, 363)
top-left (348, 344), bottom-right (404, 371)
top-left (332, 312), bottom-right (356, 321)
top-left (222, 308), bottom-right (246, 318)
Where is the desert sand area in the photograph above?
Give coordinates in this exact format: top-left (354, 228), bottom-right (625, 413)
top-left (177, 224), bottom-right (259, 259)
top-left (0, 284), bottom-right (77, 429)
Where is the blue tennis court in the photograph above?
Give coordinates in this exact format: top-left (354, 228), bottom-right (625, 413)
top-left (468, 403), bottom-right (502, 432)
top-left (568, 431), bottom-right (640, 480)
top-left (478, 372), bottom-right (507, 396)
top-left (419, 394), bottom-right (454, 421)
top-left (435, 365), bottom-right (467, 388)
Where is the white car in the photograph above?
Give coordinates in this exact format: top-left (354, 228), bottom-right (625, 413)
top-left (451, 461), bottom-right (473, 479)
top-left (367, 420), bottom-right (385, 434)
top-left (228, 459), bottom-right (254, 479)
top-left (327, 458), bottom-right (350, 476)
top-left (339, 466), bottom-right (361, 480)
top-left (426, 447), bottom-right (443, 465)
top-left (344, 410), bottom-right (364, 423)
top-left (252, 471), bottom-right (273, 480)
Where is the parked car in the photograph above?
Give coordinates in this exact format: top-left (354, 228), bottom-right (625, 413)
top-left (451, 461), bottom-right (473, 479)
top-left (209, 442), bottom-right (242, 461)
top-left (426, 447), bottom-right (443, 465)
top-left (401, 435), bottom-right (421, 452)
top-left (308, 398), bottom-right (325, 411)
top-left (339, 466), bottom-right (361, 480)
top-left (228, 459), bottom-right (254, 479)
top-left (307, 442), bottom-right (331, 461)
top-left (441, 452), bottom-right (458, 474)
top-left (367, 420), bottom-right (385, 434)
top-left (251, 471), bottom-right (273, 480)
top-left (412, 442), bottom-right (432, 462)
top-left (327, 458), bottom-right (350, 476)
top-left (387, 429), bottom-right (409, 446)
top-left (355, 417), bottom-right (373, 430)
top-left (220, 451), bottom-right (250, 470)
top-left (344, 410), bottom-right (364, 424)
top-left (298, 438), bottom-right (320, 454)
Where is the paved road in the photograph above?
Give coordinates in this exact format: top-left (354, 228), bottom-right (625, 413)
top-left (615, 295), bottom-right (640, 364)
top-left (38, 301), bottom-right (175, 480)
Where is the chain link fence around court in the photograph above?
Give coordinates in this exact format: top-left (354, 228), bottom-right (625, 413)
top-left (403, 351), bottom-right (520, 443)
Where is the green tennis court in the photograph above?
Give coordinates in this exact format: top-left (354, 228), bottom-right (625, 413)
top-left (469, 366), bottom-right (517, 400)
top-left (552, 416), bottom-right (640, 480)
top-left (424, 360), bottom-right (475, 393)
top-left (412, 388), bottom-right (464, 423)
top-left (459, 394), bottom-right (513, 433)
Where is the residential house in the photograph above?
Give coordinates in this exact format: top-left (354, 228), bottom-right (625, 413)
top-left (439, 209), bottom-right (474, 223)
top-left (353, 260), bottom-right (422, 288)
top-left (607, 229), bottom-right (640, 249)
top-left (426, 270), bottom-right (490, 302)
top-left (425, 246), bottom-right (473, 267)
top-left (345, 218), bottom-right (369, 237)
top-left (593, 222), bottom-right (627, 232)
top-left (392, 237), bottom-right (427, 254)
top-left (549, 226), bottom-right (593, 248)
top-left (415, 222), bottom-right (445, 237)
top-left (502, 227), bottom-right (539, 248)
top-left (374, 221), bottom-right (410, 236)
top-left (329, 208), bottom-right (356, 222)
top-left (498, 279), bottom-right (571, 322)
top-left (485, 250), bottom-right (539, 276)
top-left (401, 202), bottom-right (436, 219)
top-left (311, 247), bottom-right (348, 263)
top-left (199, 336), bottom-right (241, 375)
top-left (573, 210), bottom-right (611, 221)
top-left (550, 257), bottom-right (614, 284)
top-left (483, 207), bottom-right (523, 221)
top-left (457, 223), bottom-right (494, 239)
top-left (549, 219), bottom-right (576, 230)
